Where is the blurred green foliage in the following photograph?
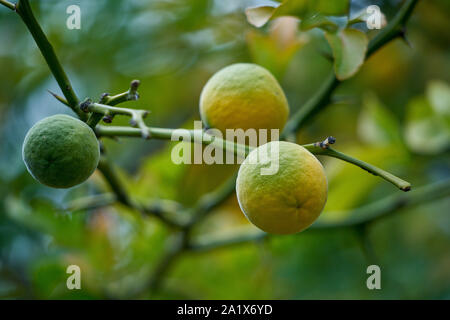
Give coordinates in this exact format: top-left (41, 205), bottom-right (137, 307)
top-left (0, 0), bottom-right (449, 299)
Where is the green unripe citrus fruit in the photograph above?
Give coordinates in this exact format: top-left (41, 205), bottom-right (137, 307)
top-left (236, 141), bottom-right (327, 235)
top-left (200, 63), bottom-right (289, 137)
top-left (22, 114), bottom-right (100, 189)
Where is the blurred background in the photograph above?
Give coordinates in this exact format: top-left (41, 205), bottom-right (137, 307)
top-left (0, 0), bottom-right (449, 299)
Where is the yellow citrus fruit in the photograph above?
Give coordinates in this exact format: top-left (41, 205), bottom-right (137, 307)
top-left (236, 141), bottom-right (327, 234)
top-left (199, 63), bottom-right (289, 139)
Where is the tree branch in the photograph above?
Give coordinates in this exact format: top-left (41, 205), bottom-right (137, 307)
top-left (97, 157), bottom-right (185, 228)
top-left (96, 126), bottom-right (251, 157)
top-left (366, 0), bottom-right (419, 57)
top-left (64, 193), bottom-right (116, 212)
top-left (282, 0), bottom-right (419, 135)
top-left (186, 172), bottom-right (238, 226)
top-left (0, 0), bottom-right (15, 10)
top-left (281, 72), bottom-right (338, 136)
top-left (130, 231), bottom-right (189, 298)
top-left (97, 129), bottom-right (411, 191)
top-left (187, 179), bottom-right (450, 252)
top-left (15, 0), bottom-right (86, 120)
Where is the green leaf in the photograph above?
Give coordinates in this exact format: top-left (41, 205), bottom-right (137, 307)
top-left (245, 0), bottom-right (349, 28)
top-left (358, 93), bottom-right (403, 146)
top-left (348, 7), bottom-right (387, 28)
top-left (300, 13), bottom-right (339, 32)
top-left (245, 5), bottom-right (279, 28)
top-left (325, 28), bottom-right (368, 80)
top-left (313, 0), bottom-right (349, 16)
top-left (247, 17), bottom-right (306, 79)
top-left (427, 80), bottom-right (450, 118)
top-left (404, 82), bottom-right (450, 155)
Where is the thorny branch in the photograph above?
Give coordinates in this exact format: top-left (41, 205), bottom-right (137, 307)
top-left (187, 178), bottom-right (450, 252)
top-left (1, 0), bottom-right (434, 298)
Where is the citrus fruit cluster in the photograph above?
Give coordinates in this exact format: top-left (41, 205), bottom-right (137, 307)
top-left (201, 63), bottom-right (328, 234)
top-left (22, 63), bottom-right (327, 235)
top-left (22, 114), bottom-right (100, 188)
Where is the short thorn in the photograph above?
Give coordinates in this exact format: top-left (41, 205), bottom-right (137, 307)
top-left (319, 50), bottom-right (333, 62)
top-left (325, 136), bottom-right (336, 145)
top-left (315, 136), bottom-right (336, 149)
top-left (142, 131), bottom-right (151, 140)
top-left (79, 98), bottom-right (92, 112)
top-left (128, 93), bottom-right (139, 101)
top-left (99, 141), bottom-right (106, 153)
top-left (103, 115), bottom-right (113, 123)
top-left (129, 119), bottom-right (137, 127)
top-left (128, 80), bottom-right (141, 100)
top-left (48, 90), bottom-right (70, 106)
top-left (130, 80), bottom-right (140, 89)
top-left (399, 28), bottom-right (412, 48)
top-left (99, 93), bottom-right (110, 103)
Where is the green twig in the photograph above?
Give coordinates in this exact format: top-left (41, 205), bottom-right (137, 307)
top-left (303, 140), bottom-right (411, 191)
top-left (186, 172), bottom-right (238, 226)
top-left (82, 101), bottom-right (151, 139)
top-left (97, 129), bottom-right (411, 191)
top-left (187, 179), bottom-right (450, 252)
top-left (15, 0), bottom-right (86, 120)
top-left (97, 157), bottom-right (184, 228)
top-left (50, 85), bottom-right (410, 191)
top-left (97, 157), bottom-right (131, 206)
top-left (354, 225), bottom-right (378, 265)
top-left (314, 179), bottom-right (450, 229)
top-left (86, 80), bottom-right (141, 129)
top-left (64, 193), bottom-right (117, 212)
top-left (147, 232), bottom-right (188, 291)
top-left (366, 0), bottom-right (419, 57)
top-left (188, 231), bottom-right (266, 253)
top-left (0, 0), bottom-right (15, 10)
top-left (96, 126), bottom-right (251, 157)
top-left (282, 73), bottom-right (339, 136)
top-left (131, 231), bottom-right (188, 298)
top-left (133, 173), bottom-right (239, 297)
top-left (102, 80), bottom-right (141, 106)
top-left (282, 0), bottom-right (419, 135)
top-left (48, 90), bottom-right (70, 107)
